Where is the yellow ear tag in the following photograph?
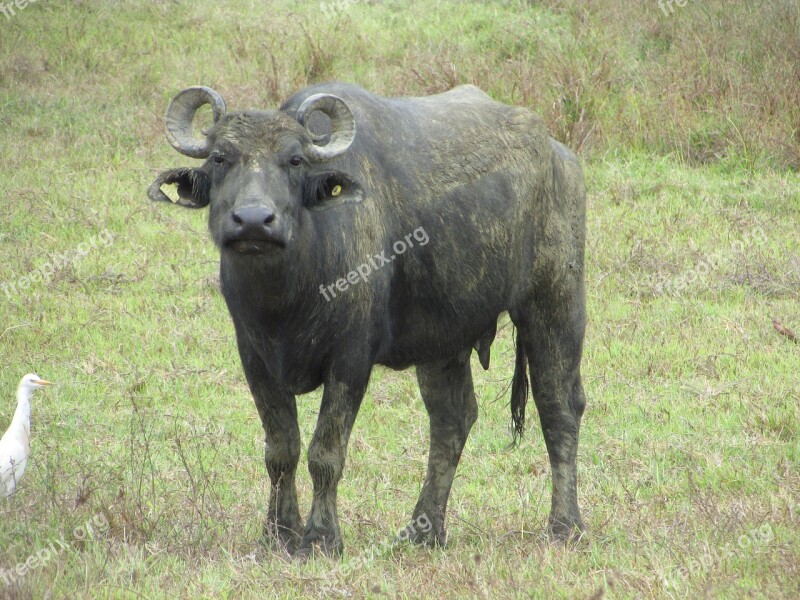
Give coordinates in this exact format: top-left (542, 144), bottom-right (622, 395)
top-left (331, 185), bottom-right (342, 197)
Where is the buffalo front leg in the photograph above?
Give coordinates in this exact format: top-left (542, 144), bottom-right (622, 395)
top-left (297, 371), bottom-right (369, 557)
top-left (237, 334), bottom-right (303, 553)
top-left (514, 277), bottom-right (587, 541)
top-left (405, 350), bottom-right (478, 547)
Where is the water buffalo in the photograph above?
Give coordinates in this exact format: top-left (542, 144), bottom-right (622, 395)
top-left (148, 82), bottom-right (587, 556)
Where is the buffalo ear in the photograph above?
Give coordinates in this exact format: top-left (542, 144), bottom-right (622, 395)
top-left (303, 171), bottom-right (364, 211)
top-left (147, 168), bottom-right (211, 209)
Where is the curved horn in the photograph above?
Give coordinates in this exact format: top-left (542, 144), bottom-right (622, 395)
top-left (296, 93), bottom-right (356, 162)
top-left (164, 86), bottom-right (226, 159)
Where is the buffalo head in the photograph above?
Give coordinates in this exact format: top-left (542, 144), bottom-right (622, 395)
top-left (148, 86), bottom-right (363, 256)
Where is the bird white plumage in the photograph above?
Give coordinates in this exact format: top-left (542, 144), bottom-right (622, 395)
top-left (0, 373), bottom-right (53, 498)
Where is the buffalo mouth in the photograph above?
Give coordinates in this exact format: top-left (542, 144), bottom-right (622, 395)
top-left (224, 236), bottom-right (286, 255)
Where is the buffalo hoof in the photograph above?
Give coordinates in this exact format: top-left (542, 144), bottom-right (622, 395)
top-left (547, 514), bottom-right (586, 543)
top-left (261, 521), bottom-right (302, 555)
top-left (295, 529), bottom-right (344, 559)
top-left (396, 512), bottom-right (446, 548)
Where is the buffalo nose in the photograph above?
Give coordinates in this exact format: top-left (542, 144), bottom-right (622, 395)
top-left (231, 206), bottom-right (276, 227)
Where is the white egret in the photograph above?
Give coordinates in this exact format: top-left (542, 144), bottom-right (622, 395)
top-left (0, 373), bottom-right (53, 498)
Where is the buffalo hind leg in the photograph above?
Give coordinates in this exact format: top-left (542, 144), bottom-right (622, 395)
top-left (237, 333), bottom-right (303, 553)
top-left (406, 350), bottom-right (478, 547)
top-left (513, 280), bottom-right (587, 540)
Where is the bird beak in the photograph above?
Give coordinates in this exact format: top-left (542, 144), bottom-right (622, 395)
top-left (34, 379), bottom-right (54, 386)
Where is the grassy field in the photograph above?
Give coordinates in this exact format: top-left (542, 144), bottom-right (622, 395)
top-left (0, 0), bottom-right (798, 598)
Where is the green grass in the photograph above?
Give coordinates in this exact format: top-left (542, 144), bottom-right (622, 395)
top-left (1, 0), bottom-right (799, 598)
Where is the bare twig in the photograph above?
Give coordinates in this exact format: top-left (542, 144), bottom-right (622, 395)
top-left (772, 319), bottom-right (798, 344)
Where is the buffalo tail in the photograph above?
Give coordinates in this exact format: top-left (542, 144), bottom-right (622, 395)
top-left (510, 328), bottom-right (529, 443)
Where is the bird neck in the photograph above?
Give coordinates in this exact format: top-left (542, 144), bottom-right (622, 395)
top-left (12, 386), bottom-right (32, 436)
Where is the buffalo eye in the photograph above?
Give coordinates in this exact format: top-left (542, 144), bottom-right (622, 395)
top-left (211, 154), bottom-right (225, 165)
top-left (289, 155), bottom-right (303, 167)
